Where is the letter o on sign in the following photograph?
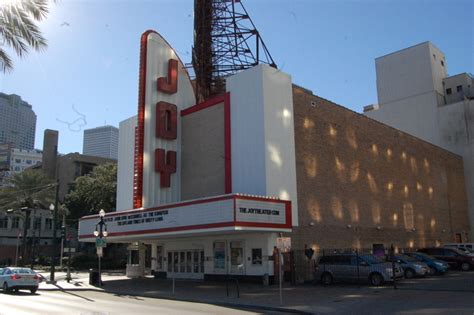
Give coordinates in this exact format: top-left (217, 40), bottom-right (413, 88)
top-left (156, 101), bottom-right (177, 140)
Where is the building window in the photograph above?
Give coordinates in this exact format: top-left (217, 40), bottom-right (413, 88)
top-left (45, 218), bottom-right (52, 230)
top-left (457, 85), bottom-right (463, 92)
top-left (441, 60), bottom-right (444, 67)
top-left (433, 54), bottom-right (436, 60)
top-left (15, 159), bottom-right (21, 163)
top-left (34, 217), bottom-right (41, 230)
top-left (26, 160), bottom-right (32, 164)
top-left (0, 217), bottom-right (8, 229)
top-left (11, 217), bottom-right (20, 229)
top-left (14, 166), bottom-right (20, 171)
top-left (446, 88), bottom-right (452, 95)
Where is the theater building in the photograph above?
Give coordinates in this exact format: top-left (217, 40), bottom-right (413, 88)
top-left (78, 31), bottom-right (470, 281)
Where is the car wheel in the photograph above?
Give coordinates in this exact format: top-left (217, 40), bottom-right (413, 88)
top-left (404, 268), bottom-right (415, 279)
top-left (2, 282), bottom-right (10, 293)
top-left (369, 273), bottom-right (383, 286)
top-left (321, 273), bottom-right (333, 285)
top-left (428, 267), bottom-right (436, 275)
top-left (30, 288), bottom-right (37, 294)
top-left (461, 263), bottom-right (470, 271)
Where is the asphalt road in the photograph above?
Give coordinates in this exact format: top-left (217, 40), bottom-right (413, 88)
top-left (0, 290), bottom-right (280, 315)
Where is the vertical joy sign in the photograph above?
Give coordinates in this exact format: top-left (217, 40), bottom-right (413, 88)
top-left (155, 59), bottom-right (178, 188)
top-left (134, 31), bottom-right (195, 209)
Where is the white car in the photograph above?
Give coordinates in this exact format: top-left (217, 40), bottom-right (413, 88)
top-left (0, 267), bottom-right (40, 294)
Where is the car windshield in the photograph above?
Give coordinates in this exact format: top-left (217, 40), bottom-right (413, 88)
top-left (361, 255), bottom-right (383, 264)
top-left (411, 252), bottom-right (434, 260)
top-left (398, 255), bottom-right (417, 262)
top-left (450, 248), bottom-right (468, 255)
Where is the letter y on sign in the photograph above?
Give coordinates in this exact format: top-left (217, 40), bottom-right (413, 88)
top-left (155, 148), bottom-right (177, 188)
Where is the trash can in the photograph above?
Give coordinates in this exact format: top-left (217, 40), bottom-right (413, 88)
top-left (89, 269), bottom-right (100, 286)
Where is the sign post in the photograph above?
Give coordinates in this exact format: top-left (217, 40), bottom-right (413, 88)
top-left (276, 237), bottom-right (291, 305)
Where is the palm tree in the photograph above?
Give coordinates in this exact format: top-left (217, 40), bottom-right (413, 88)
top-left (0, 169), bottom-right (54, 211)
top-left (0, 0), bottom-right (49, 72)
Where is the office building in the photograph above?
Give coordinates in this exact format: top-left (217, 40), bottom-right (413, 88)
top-left (0, 93), bottom-right (36, 150)
top-left (83, 126), bottom-right (119, 160)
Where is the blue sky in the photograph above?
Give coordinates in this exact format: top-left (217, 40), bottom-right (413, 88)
top-left (0, 0), bottom-right (472, 154)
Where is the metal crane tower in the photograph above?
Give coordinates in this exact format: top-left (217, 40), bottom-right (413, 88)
top-left (192, 0), bottom-right (277, 102)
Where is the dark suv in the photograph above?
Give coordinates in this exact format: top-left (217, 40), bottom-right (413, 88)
top-left (417, 247), bottom-right (474, 271)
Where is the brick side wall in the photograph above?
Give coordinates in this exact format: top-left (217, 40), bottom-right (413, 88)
top-left (291, 86), bottom-right (470, 252)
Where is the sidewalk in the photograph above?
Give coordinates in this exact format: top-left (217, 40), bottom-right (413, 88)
top-left (36, 271), bottom-right (474, 314)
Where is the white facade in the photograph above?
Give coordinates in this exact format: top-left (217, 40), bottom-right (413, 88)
top-left (83, 125), bottom-right (119, 160)
top-left (365, 41), bottom-right (474, 238)
top-left (0, 148), bottom-right (42, 187)
top-left (10, 148), bottom-right (42, 173)
top-left (227, 64), bottom-right (298, 225)
top-left (117, 116), bottom-right (137, 211)
top-left (376, 41), bottom-right (446, 107)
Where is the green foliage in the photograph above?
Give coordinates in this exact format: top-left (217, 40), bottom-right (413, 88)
top-left (0, 0), bottom-right (50, 72)
top-left (65, 163), bottom-right (117, 223)
top-left (0, 169), bottom-right (54, 211)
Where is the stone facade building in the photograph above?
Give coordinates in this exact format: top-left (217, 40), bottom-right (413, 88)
top-left (292, 86), bottom-right (469, 251)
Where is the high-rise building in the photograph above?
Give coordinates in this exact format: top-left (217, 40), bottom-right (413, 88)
top-left (83, 125), bottom-right (119, 160)
top-left (0, 93), bottom-right (36, 150)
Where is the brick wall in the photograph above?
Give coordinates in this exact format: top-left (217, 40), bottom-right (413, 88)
top-left (290, 86), bottom-right (470, 252)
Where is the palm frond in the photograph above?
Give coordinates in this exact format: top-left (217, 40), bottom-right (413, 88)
top-left (0, 0), bottom-right (50, 72)
top-left (0, 48), bottom-right (13, 72)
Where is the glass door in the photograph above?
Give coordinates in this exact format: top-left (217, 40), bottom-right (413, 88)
top-left (230, 241), bottom-right (244, 274)
top-left (167, 250), bottom-right (204, 279)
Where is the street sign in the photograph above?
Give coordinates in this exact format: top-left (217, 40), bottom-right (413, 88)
top-left (276, 237), bottom-right (291, 252)
top-left (95, 238), bottom-right (107, 248)
top-left (96, 247), bottom-right (103, 258)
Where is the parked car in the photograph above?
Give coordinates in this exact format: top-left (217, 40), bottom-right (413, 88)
top-left (0, 267), bottom-right (40, 294)
top-left (417, 247), bottom-right (474, 271)
top-left (405, 252), bottom-right (449, 275)
top-left (444, 244), bottom-right (474, 256)
top-left (315, 253), bottom-right (403, 286)
top-left (444, 243), bottom-right (474, 254)
top-left (390, 254), bottom-right (429, 278)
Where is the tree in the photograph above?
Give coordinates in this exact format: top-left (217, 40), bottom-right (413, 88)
top-left (64, 163), bottom-right (117, 224)
top-left (0, 169), bottom-right (54, 211)
top-left (0, 0), bottom-right (49, 72)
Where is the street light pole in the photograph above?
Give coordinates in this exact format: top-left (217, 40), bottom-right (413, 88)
top-left (49, 180), bottom-right (59, 283)
top-left (94, 209), bottom-right (108, 287)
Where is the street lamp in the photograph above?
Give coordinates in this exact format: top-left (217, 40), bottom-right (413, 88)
top-left (94, 209), bottom-right (108, 286)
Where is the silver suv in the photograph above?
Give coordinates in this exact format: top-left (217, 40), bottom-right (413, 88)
top-left (315, 253), bottom-right (403, 286)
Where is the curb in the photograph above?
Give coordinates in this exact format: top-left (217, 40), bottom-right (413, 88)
top-left (38, 286), bottom-right (313, 314)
